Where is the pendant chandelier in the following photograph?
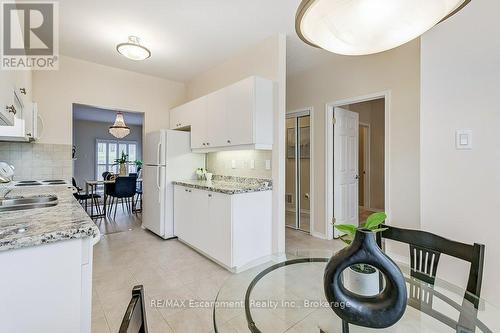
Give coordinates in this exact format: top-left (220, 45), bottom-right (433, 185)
top-left (109, 112), bottom-right (130, 139)
top-left (295, 0), bottom-right (471, 55)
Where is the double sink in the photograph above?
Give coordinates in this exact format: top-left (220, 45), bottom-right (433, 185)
top-left (0, 195), bottom-right (58, 212)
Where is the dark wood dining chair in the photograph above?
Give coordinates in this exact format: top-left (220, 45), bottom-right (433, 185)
top-left (376, 224), bottom-right (485, 308)
top-left (119, 285), bottom-right (148, 333)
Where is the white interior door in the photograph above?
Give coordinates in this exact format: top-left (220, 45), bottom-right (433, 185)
top-left (333, 107), bottom-right (359, 237)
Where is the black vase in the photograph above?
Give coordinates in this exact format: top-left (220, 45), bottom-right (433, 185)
top-left (324, 229), bottom-right (407, 329)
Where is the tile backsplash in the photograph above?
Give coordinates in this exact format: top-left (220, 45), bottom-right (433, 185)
top-left (206, 150), bottom-right (272, 179)
top-left (0, 143), bottom-right (72, 181)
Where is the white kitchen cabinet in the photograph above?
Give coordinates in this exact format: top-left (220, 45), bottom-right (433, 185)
top-left (0, 67), bottom-right (33, 140)
top-left (169, 102), bottom-right (190, 130)
top-left (225, 77), bottom-right (255, 146)
top-left (174, 186), bottom-right (208, 250)
top-left (204, 89), bottom-right (227, 148)
top-left (190, 100), bottom-right (207, 149)
top-left (0, 237), bottom-right (98, 333)
top-left (0, 71), bottom-right (16, 126)
top-left (174, 186), bottom-right (192, 242)
top-left (169, 96), bottom-right (205, 130)
top-left (205, 191), bottom-right (232, 265)
top-left (170, 76), bottom-right (274, 152)
top-left (174, 184), bottom-right (272, 271)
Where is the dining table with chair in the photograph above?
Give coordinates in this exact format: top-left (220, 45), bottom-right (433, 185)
top-left (83, 173), bottom-right (142, 219)
top-left (213, 225), bottom-right (496, 333)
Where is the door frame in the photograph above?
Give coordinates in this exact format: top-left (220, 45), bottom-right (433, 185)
top-left (285, 107), bottom-right (314, 235)
top-left (359, 122), bottom-right (371, 209)
top-left (325, 91), bottom-right (391, 240)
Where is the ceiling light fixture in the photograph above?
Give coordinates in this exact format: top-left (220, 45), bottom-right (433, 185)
top-left (296, 0), bottom-right (471, 56)
top-left (109, 112), bottom-right (130, 138)
top-left (116, 36), bottom-right (151, 61)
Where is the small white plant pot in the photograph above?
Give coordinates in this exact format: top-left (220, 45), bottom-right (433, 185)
top-left (343, 265), bottom-right (380, 296)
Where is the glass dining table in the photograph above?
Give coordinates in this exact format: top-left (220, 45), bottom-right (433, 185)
top-left (213, 249), bottom-right (499, 333)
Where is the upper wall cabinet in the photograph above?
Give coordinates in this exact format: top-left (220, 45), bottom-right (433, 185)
top-left (169, 76), bottom-right (274, 152)
top-left (0, 68), bottom-right (34, 141)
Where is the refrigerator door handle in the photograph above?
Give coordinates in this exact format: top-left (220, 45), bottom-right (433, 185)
top-left (156, 166), bottom-right (161, 203)
top-left (157, 142), bottom-right (162, 165)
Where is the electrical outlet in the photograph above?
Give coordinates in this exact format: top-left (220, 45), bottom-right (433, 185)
top-left (250, 160), bottom-right (255, 169)
top-left (265, 160), bottom-right (271, 170)
top-left (231, 160), bottom-right (236, 169)
top-left (456, 129), bottom-right (472, 150)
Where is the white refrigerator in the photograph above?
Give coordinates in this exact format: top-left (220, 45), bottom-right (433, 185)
top-left (142, 130), bottom-right (205, 239)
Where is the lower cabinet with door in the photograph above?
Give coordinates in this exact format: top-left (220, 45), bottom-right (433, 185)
top-left (174, 184), bottom-right (272, 272)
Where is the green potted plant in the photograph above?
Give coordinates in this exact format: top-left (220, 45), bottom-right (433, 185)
top-left (334, 212), bottom-right (387, 296)
top-left (134, 159), bottom-right (143, 171)
top-left (195, 167), bottom-right (206, 180)
top-left (114, 152), bottom-right (129, 176)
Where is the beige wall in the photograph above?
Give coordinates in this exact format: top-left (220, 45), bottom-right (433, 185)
top-left (346, 99), bottom-right (385, 210)
top-left (206, 150), bottom-right (272, 179)
top-left (287, 39), bottom-right (420, 238)
top-left (32, 56), bottom-right (186, 145)
top-left (185, 34), bottom-right (287, 252)
top-left (421, 0), bottom-right (500, 304)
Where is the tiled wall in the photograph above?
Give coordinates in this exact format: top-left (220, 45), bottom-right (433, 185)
top-left (206, 150), bottom-right (272, 179)
top-left (0, 143), bottom-right (72, 181)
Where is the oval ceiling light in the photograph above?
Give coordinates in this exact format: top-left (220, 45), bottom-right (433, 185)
top-left (116, 36), bottom-right (151, 61)
top-left (296, 0), bottom-right (471, 55)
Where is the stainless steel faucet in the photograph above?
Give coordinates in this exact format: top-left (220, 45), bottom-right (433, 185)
top-left (0, 162), bottom-right (15, 183)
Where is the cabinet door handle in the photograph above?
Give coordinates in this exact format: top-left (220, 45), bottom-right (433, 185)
top-left (19, 88), bottom-right (26, 95)
top-left (202, 143), bottom-right (206, 146)
top-left (208, 194), bottom-right (212, 198)
top-left (6, 105), bottom-right (16, 115)
top-left (227, 140), bottom-right (231, 144)
top-left (206, 142), bottom-right (210, 146)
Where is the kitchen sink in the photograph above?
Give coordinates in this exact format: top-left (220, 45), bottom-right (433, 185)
top-left (0, 195), bottom-right (58, 212)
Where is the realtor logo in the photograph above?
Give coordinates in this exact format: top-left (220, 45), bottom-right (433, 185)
top-left (1, 1), bottom-right (59, 70)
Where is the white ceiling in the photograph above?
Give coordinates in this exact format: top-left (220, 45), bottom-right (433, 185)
top-left (73, 104), bottom-right (144, 126)
top-left (55, 0), bottom-right (334, 82)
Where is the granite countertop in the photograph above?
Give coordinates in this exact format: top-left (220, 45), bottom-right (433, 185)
top-left (172, 175), bottom-right (272, 195)
top-left (0, 183), bottom-right (100, 252)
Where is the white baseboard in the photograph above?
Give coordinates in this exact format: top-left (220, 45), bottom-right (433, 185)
top-left (310, 230), bottom-right (330, 240)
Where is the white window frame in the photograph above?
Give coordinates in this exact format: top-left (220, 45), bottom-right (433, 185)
top-left (95, 139), bottom-right (138, 180)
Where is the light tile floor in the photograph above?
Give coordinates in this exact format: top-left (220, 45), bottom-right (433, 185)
top-left (91, 214), bottom-right (343, 333)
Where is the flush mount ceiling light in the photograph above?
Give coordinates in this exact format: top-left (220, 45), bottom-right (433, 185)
top-left (116, 36), bottom-right (151, 61)
top-left (109, 112), bottom-right (130, 138)
top-left (296, 0), bottom-right (471, 55)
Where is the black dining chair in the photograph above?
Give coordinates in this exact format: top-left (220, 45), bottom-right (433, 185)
top-left (102, 171), bottom-right (114, 209)
top-left (376, 224), bottom-right (485, 308)
top-left (107, 175), bottom-right (137, 218)
top-left (72, 177), bottom-right (102, 216)
top-left (119, 285), bottom-right (148, 333)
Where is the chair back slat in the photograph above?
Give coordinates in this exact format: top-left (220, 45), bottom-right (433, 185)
top-left (119, 285), bottom-right (148, 333)
top-left (409, 244), bottom-right (441, 285)
top-left (377, 224), bottom-right (485, 308)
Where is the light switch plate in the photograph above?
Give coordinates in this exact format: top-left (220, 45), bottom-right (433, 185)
top-left (455, 129), bottom-right (472, 150)
top-left (231, 160), bottom-right (236, 169)
top-left (265, 160), bottom-right (271, 170)
top-left (250, 160), bottom-right (255, 169)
